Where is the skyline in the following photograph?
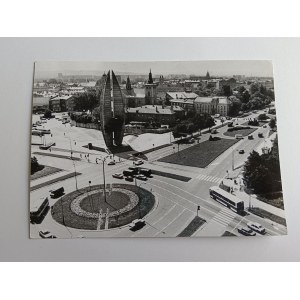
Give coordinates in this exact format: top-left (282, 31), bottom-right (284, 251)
top-left (34, 60), bottom-right (274, 79)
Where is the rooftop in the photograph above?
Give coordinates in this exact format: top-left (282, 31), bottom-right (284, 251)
top-left (127, 105), bottom-right (175, 115)
top-left (166, 92), bottom-right (198, 99)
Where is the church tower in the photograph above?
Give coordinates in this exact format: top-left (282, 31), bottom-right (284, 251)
top-left (145, 69), bottom-right (157, 105)
top-left (125, 76), bottom-right (134, 96)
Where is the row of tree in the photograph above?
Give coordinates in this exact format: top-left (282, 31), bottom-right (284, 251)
top-left (228, 84), bottom-right (274, 116)
top-left (243, 136), bottom-right (282, 195)
top-left (173, 112), bottom-right (215, 137)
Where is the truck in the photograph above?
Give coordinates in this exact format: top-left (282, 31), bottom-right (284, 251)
top-left (139, 168), bottom-right (152, 177)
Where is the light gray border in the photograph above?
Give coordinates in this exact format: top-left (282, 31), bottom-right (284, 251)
top-left (0, 37), bottom-right (299, 261)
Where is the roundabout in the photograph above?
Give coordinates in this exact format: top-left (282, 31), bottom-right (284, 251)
top-left (51, 183), bottom-right (155, 230)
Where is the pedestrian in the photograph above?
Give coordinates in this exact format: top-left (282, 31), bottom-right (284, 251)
top-left (80, 154), bottom-right (82, 158)
top-left (74, 141), bottom-right (76, 145)
top-left (64, 132), bottom-right (65, 136)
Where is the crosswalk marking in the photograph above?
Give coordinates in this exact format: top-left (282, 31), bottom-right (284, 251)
top-left (211, 209), bottom-right (237, 227)
top-left (196, 173), bottom-right (222, 183)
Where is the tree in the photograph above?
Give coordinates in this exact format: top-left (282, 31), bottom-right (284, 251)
top-left (228, 98), bottom-right (242, 116)
top-left (205, 116), bottom-right (215, 129)
top-left (269, 118), bottom-right (276, 130)
top-left (43, 109), bottom-right (53, 118)
top-left (73, 91), bottom-right (98, 112)
top-left (222, 85), bottom-right (232, 97)
top-left (31, 156), bottom-right (43, 175)
top-left (257, 113), bottom-right (268, 121)
top-left (250, 83), bottom-right (260, 95)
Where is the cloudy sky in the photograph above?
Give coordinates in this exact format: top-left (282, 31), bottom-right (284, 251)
top-left (35, 60), bottom-right (273, 78)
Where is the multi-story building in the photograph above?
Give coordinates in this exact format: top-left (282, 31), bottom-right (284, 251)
top-left (167, 91), bottom-right (198, 112)
top-left (49, 95), bottom-right (74, 112)
top-left (194, 96), bottom-right (232, 116)
top-left (126, 105), bottom-right (177, 125)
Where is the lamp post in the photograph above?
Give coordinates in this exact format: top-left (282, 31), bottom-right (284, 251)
top-left (96, 156), bottom-right (109, 203)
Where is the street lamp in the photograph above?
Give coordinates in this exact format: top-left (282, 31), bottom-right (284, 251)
top-left (95, 156), bottom-right (110, 203)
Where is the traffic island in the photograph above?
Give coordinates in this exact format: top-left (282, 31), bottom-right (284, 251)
top-left (51, 184), bottom-right (155, 230)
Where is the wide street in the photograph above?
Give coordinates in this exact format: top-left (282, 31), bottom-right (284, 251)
top-left (30, 111), bottom-right (287, 238)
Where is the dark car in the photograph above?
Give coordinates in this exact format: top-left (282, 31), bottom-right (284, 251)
top-left (50, 187), bottom-right (64, 198)
top-left (239, 150), bottom-right (245, 154)
top-left (125, 176), bottom-right (134, 182)
top-left (237, 227), bottom-right (256, 236)
top-left (129, 219), bottom-right (146, 231)
top-left (39, 231), bottom-right (57, 239)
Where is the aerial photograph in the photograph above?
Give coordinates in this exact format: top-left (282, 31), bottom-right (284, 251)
top-left (29, 60), bottom-right (287, 238)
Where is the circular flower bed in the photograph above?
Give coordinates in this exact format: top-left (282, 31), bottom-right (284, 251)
top-left (51, 184), bottom-right (155, 230)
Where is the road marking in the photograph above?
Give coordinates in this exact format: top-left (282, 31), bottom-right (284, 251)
top-left (153, 209), bottom-right (187, 237)
top-left (195, 174), bottom-right (222, 183)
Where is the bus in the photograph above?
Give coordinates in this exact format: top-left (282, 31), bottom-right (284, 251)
top-left (209, 186), bottom-right (244, 214)
top-left (30, 197), bottom-right (50, 224)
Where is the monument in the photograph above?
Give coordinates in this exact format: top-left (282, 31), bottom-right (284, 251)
top-left (99, 70), bottom-right (125, 147)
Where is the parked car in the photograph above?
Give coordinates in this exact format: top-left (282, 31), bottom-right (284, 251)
top-left (248, 135), bottom-right (254, 140)
top-left (258, 133), bottom-right (264, 138)
top-left (134, 160), bottom-right (144, 166)
top-left (125, 176), bottom-right (134, 182)
top-left (239, 150), bottom-right (245, 154)
top-left (39, 231), bottom-right (57, 239)
top-left (237, 227), bottom-right (256, 236)
top-left (247, 222), bottom-right (266, 234)
top-left (112, 173), bottom-right (123, 179)
top-left (135, 174), bottom-right (147, 181)
top-left (129, 219), bottom-right (146, 231)
top-left (107, 161), bottom-right (115, 165)
top-left (263, 125), bottom-right (267, 128)
top-left (211, 129), bottom-right (217, 134)
top-left (235, 134), bottom-right (243, 139)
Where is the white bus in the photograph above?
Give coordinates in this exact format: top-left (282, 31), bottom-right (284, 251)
top-left (209, 186), bottom-right (244, 214)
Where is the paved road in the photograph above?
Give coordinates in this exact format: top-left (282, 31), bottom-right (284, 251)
top-left (30, 112), bottom-right (287, 238)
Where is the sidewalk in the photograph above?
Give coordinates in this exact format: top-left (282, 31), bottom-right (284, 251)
top-left (222, 176), bottom-right (285, 218)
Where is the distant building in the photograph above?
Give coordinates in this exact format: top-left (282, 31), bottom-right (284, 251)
top-left (167, 91), bottom-right (198, 111)
top-left (145, 70), bottom-right (158, 105)
top-left (32, 97), bottom-right (50, 113)
top-left (122, 76), bottom-right (146, 108)
top-left (49, 95), bottom-right (74, 112)
top-left (194, 96), bottom-right (232, 116)
top-left (126, 105), bottom-right (177, 125)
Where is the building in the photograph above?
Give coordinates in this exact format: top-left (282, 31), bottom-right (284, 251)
top-left (49, 95), bottom-right (74, 112)
top-left (145, 70), bottom-right (158, 105)
top-left (122, 76), bottom-right (146, 108)
top-left (126, 105), bottom-right (176, 125)
top-left (194, 96), bottom-right (232, 116)
top-left (167, 91), bottom-right (198, 112)
top-left (32, 97), bottom-right (50, 113)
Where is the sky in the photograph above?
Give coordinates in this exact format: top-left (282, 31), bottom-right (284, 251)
top-left (34, 60), bottom-right (274, 79)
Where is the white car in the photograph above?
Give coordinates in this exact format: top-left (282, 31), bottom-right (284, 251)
top-left (134, 160), bottom-right (144, 166)
top-left (247, 222), bottom-right (266, 235)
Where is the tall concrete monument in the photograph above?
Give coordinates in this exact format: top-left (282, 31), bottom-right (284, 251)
top-left (99, 70), bottom-right (125, 147)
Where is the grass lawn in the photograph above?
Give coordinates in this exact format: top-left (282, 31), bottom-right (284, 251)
top-left (52, 184), bottom-right (155, 230)
top-left (249, 207), bottom-right (287, 226)
top-left (177, 216), bottom-right (206, 237)
top-left (30, 171), bottom-right (81, 191)
top-left (151, 170), bottom-right (191, 182)
top-left (223, 128), bottom-right (257, 137)
top-left (241, 121), bottom-right (266, 127)
top-left (31, 165), bottom-right (63, 180)
top-left (158, 138), bottom-right (238, 168)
